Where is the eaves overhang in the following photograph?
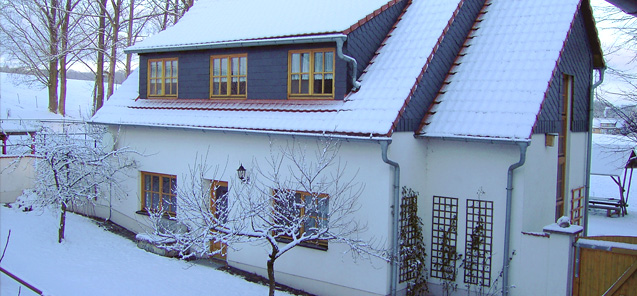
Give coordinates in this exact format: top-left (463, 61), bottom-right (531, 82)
top-left (88, 119), bottom-right (392, 142)
top-left (125, 33), bottom-right (348, 54)
top-left (606, 0), bottom-right (637, 16)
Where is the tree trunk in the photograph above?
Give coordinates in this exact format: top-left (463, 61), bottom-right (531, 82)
top-left (58, 0), bottom-right (72, 116)
top-left (161, 0), bottom-right (170, 30)
top-left (48, 0), bottom-right (59, 114)
top-left (58, 202), bottom-right (66, 243)
top-left (94, 0), bottom-right (107, 114)
top-left (125, 0), bottom-right (134, 77)
top-left (107, 0), bottom-right (122, 99)
top-left (267, 255), bottom-right (276, 296)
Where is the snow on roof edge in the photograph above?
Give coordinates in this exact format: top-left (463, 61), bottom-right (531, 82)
top-left (87, 119), bottom-right (392, 141)
top-left (126, 34), bottom-right (347, 54)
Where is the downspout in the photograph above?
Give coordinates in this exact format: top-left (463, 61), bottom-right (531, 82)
top-left (502, 142), bottom-right (529, 296)
top-left (583, 67), bottom-right (605, 236)
top-left (335, 38), bottom-right (362, 92)
top-left (381, 140), bottom-right (400, 296)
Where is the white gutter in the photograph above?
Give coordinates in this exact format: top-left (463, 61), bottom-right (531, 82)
top-left (125, 33), bottom-right (348, 54)
top-left (583, 67), bottom-right (606, 236)
top-left (380, 140), bottom-right (400, 296)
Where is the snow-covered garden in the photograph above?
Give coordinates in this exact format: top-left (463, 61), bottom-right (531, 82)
top-left (0, 201), bottom-right (293, 296)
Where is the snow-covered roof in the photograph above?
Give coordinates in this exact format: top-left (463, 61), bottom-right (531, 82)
top-left (591, 134), bottom-right (637, 176)
top-left (127, 0), bottom-right (398, 53)
top-left (418, 0), bottom-right (586, 141)
top-left (92, 0), bottom-right (464, 139)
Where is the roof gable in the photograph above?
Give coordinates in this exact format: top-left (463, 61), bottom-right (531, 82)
top-left (127, 0), bottom-right (400, 53)
top-left (417, 0), bottom-right (596, 141)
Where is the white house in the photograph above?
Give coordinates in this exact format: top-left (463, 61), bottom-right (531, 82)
top-left (90, 0), bottom-right (605, 295)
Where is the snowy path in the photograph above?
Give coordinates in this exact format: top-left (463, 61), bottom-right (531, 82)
top-left (0, 206), bottom-right (290, 296)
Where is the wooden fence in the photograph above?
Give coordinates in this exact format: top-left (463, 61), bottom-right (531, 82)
top-left (573, 236), bottom-right (637, 296)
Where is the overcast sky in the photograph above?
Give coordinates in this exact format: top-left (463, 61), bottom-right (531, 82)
top-left (592, 0), bottom-right (637, 105)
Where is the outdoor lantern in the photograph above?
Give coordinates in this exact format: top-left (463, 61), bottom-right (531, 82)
top-left (237, 164), bottom-right (247, 182)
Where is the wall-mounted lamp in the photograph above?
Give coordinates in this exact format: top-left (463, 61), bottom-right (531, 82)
top-left (237, 163), bottom-right (249, 183)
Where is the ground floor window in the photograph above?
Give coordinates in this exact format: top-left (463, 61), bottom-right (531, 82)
top-left (141, 171), bottom-right (177, 215)
top-left (273, 189), bottom-right (329, 250)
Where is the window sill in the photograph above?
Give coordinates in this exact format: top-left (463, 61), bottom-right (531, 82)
top-left (209, 96), bottom-right (247, 100)
top-left (275, 237), bottom-right (328, 251)
top-left (136, 210), bottom-right (176, 218)
top-left (147, 96), bottom-right (178, 99)
top-left (287, 95), bottom-right (334, 100)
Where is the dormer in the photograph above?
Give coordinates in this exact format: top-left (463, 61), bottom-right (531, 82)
top-left (125, 0), bottom-right (409, 102)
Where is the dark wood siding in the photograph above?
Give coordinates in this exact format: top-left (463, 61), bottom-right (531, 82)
top-left (138, 43), bottom-right (348, 100)
top-left (534, 10), bottom-right (594, 134)
top-left (395, 0), bottom-right (486, 132)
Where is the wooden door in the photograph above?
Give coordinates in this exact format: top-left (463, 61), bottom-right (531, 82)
top-left (210, 181), bottom-right (228, 261)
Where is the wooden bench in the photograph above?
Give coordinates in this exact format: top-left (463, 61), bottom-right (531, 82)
top-left (589, 197), bottom-right (626, 217)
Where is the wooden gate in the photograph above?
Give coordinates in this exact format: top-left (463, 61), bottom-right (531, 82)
top-left (573, 236), bottom-right (637, 295)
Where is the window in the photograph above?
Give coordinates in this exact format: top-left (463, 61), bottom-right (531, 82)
top-left (141, 172), bottom-right (177, 215)
top-left (210, 54), bottom-right (247, 98)
top-left (148, 58), bottom-right (178, 97)
top-left (273, 190), bottom-right (329, 249)
top-left (288, 48), bottom-right (335, 99)
top-left (464, 199), bottom-right (493, 287)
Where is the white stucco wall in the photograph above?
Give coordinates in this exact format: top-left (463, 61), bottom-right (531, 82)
top-left (415, 137), bottom-right (521, 294)
top-left (104, 125), bottom-right (394, 296)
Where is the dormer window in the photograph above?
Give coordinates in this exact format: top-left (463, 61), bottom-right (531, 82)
top-left (148, 58), bottom-right (178, 97)
top-left (288, 48), bottom-right (335, 99)
top-left (210, 54), bottom-right (247, 98)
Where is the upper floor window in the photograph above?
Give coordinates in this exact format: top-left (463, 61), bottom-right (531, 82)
top-left (288, 48), bottom-right (335, 99)
top-left (210, 54), bottom-right (247, 98)
top-left (148, 58), bottom-right (178, 97)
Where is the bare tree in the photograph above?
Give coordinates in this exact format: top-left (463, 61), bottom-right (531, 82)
top-left (592, 2), bottom-right (637, 139)
top-left (14, 123), bottom-right (137, 243)
top-left (0, 0), bottom-right (87, 116)
top-left (145, 139), bottom-right (387, 296)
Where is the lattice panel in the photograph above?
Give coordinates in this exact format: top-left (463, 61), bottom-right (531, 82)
top-left (571, 186), bottom-right (585, 226)
top-left (464, 199), bottom-right (493, 287)
top-left (399, 192), bottom-right (418, 282)
top-left (430, 196), bottom-right (459, 280)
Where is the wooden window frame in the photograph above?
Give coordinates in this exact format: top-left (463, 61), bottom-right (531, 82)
top-left (210, 54), bottom-right (248, 99)
top-left (147, 58), bottom-right (178, 98)
top-left (140, 171), bottom-right (177, 215)
top-left (273, 189), bottom-right (329, 250)
top-left (287, 48), bottom-right (335, 100)
top-left (556, 74), bottom-right (573, 219)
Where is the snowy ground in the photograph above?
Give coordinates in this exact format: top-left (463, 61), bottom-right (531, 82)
top-left (587, 174), bottom-right (637, 236)
top-left (1, 71), bottom-right (100, 120)
top-left (0, 205), bottom-right (291, 296)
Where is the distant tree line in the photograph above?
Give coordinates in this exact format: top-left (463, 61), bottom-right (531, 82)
top-left (0, 0), bottom-right (197, 116)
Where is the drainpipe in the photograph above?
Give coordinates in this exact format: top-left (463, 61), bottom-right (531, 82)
top-left (335, 38), bottom-right (362, 92)
top-left (381, 140), bottom-right (400, 296)
top-left (583, 67), bottom-right (605, 237)
top-left (502, 142), bottom-right (529, 296)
